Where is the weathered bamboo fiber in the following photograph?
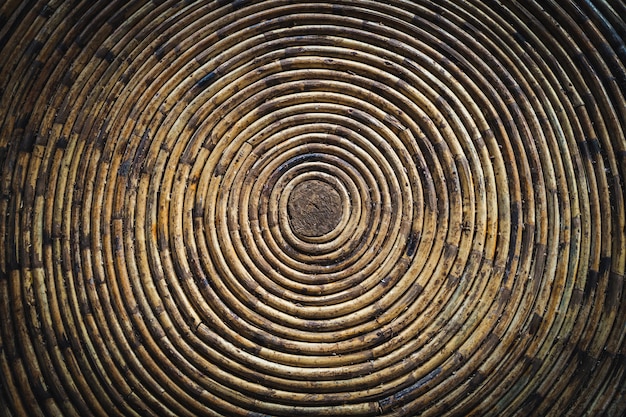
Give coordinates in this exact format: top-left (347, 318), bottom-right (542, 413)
top-left (0, 0), bottom-right (625, 416)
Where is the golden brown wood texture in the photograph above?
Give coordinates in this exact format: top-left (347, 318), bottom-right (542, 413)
top-left (0, 0), bottom-right (625, 416)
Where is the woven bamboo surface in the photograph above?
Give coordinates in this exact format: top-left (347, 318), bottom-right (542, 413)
top-left (0, 1), bottom-right (625, 416)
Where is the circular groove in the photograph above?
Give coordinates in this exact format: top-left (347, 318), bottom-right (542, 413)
top-left (0, 1), bottom-right (624, 416)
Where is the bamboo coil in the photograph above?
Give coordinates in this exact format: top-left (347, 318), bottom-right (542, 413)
top-left (0, 1), bottom-right (624, 416)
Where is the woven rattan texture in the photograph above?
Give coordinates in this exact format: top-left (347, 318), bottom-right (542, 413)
top-left (0, 1), bottom-right (625, 416)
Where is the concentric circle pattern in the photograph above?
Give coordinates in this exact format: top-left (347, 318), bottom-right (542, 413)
top-left (0, 1), bottom-right (625, 416)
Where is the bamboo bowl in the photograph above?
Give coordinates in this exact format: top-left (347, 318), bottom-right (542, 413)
top-left (0, 1), bottom-right (624, 416)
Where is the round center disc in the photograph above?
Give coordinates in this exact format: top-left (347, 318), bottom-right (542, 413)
top-left (287, 179), bottom-right (344, 238)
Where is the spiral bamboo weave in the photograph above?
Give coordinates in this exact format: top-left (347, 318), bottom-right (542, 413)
top-left (0, 1), bottom-right (625, 416)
